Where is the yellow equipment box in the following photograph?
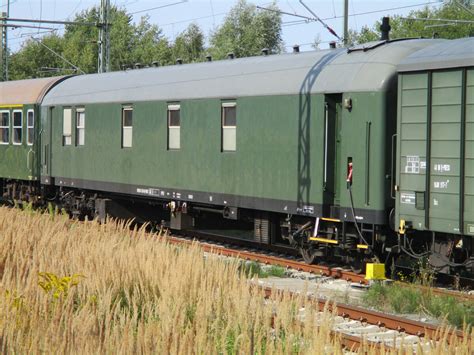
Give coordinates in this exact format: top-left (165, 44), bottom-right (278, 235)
top-left (365, 263), bottom-right (386, 280)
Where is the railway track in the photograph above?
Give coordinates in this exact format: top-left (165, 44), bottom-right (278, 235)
top-left (262, 286), bottom-right (468, 352)
top-left (167, 232), bottom-right (368, 284)
top-left (165, 230), bottom-right (474, 302)
top-left (162, 229), bottom-right (474, 351)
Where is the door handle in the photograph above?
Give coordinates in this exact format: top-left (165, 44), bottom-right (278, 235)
top-left (27, 149), bottom-right (34, 172)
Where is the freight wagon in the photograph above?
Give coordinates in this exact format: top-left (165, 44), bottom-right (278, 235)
top-left (396, 38), bottom-right (474, 274)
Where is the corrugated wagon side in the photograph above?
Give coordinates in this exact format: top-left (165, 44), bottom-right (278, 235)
top-left (396, 37), bottom-right (474, 273)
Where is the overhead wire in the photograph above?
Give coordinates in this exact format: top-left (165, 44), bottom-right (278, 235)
top-left (351, 0), bottom-right (358, 33)
top-left (9, 0), bottom-right (446, 54)
top-left (281, 1), bottom-right (443, 28)
top-left (38, 0), bottom-right (42, 33)
top-left (0, 0), bottom-right (16, 7)
top-left (209, 0), bottom-right (215, 27)
top-left (286, 0), bottom-right (296, 14)
top-left (129, 0), bottom-right (188, 16)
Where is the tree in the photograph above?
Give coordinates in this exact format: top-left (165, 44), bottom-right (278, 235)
top-left (9, 6), bottom-right (173, 78)
top-left (131, 15), bottom-right (173, 67)
top-left (209, 0), bottom-right (282, 59)
top-left (173, 23), bottom-right (205, 63)
top-left (64, 8), bottom-right (173, 70)
top-left (8, 1), bottom-right (285, 79)
top-left (9, 33), bottom-right (65, 80)
top-left (349, 2), bottom-right (474, 45)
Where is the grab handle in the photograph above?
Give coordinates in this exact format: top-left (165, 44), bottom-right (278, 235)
top-left (391, 134), bottom-right (397, 199)
top-left (27, 149), bottom-right (34, 172)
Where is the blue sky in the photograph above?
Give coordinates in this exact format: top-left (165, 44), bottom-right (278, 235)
top-left (3, 0), bottom-right (444, 52)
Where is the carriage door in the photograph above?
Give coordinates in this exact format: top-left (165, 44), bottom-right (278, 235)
top-left (40, 106), bottom-right (53, 184)
top-left (323, 94), bottom-right (343, 213)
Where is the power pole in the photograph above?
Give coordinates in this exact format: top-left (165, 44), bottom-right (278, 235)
top-left (343, 0), bottom-right (349, 46)
top-left (98, 0), bottom-right (110, 73)
top-left (1, 0), bottom-right (10, 81)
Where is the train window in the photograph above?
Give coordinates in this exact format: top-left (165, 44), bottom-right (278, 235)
top-left (168, 104), bottom-right (180, 150)
top-left (27, 110), bottom-right (34, 145)
top-left (122, 106), bottom-right (133, 148)
top-left (76, 108), bottom-right (85, 146)
top-left (0, 111), bottom-right (9, 144)
top-left (12, 110), bottom-right (22, 145)
top-left (222, 102), bottom-right (236, 152)
top-left (63, 108), bottom-right (72, 146)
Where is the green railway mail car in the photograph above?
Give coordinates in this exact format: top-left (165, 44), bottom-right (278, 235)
top-left (41, 40), bottom-right (435, 222)
top-left (38, 38), bottom-right (440, 265)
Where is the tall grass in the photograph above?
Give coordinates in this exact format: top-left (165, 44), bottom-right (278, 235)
top-left (0, 208), bottom-right (335, 353)
top-left (0, 207), bottom-right (472, 354)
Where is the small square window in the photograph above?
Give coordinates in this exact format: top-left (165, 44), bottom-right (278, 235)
top-left (63, 108), bottom-right (72, 146)
top-left (123, 109), bottom-right (133, 127)
top-left (27, 110), bottom-right (34, 145)
top-left (76, 108), bottom-right (85, 146)
top-left (0, 111), bottom-right (10, 144)
top-left (222, 102), bottom-right (236, 152)
top-left (168, 104), bottom-right (180, 150)
top-left (169, 109), bottom-right (180, 127)
top-left (12, 110), bottom-right (22, 145)
top-left (223, 106), bottom-right (236, 127)
top-left (122, 106), bottom-right (133, 148)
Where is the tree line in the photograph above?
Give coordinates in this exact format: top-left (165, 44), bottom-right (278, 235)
top-left (348, 1), bottom-right (474, 45)
top-left (8, 0), bottom-right (473, 80)
top-left (9, 0), bottom-right (282, 80)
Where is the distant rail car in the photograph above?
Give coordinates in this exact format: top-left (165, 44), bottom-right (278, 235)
top-left (0, 37), bottom-right (472, 277)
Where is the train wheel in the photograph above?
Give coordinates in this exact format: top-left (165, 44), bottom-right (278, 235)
top-left (300, 246), bottom-right (321, 264)
top-left (350, 259), bottom-right (364, 274)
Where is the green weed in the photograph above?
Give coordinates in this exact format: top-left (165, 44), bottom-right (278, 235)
top-left (239, 262), bottom-right (286, 279)
top-left (363, 282), bottom-right (474, 328)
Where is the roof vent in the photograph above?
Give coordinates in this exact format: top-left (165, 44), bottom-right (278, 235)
top-left (380, 17), bottom-right (391, 41)
top-left (293, 45), bottom-right (300, 53)
top-left (134, 63), bottom-right (143, 69)
top-left (152, 61), bottom-right (160, 67)
top-left (176, 58), bottom-right (183, 65)
top-left (329, 42), bottom-right (336, 49)
top-left (206, 55), bottom-right (212, 62)
top-left (227, 52), bottom-right (235, 59)
top-left (261, 48), bottom-right (269, 56)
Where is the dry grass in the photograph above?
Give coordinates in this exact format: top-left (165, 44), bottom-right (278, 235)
top-left (0, 207), bottom-right (472, 354)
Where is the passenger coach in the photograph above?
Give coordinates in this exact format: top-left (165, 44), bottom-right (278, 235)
top-left (0, 77), bottom-right (66, 202)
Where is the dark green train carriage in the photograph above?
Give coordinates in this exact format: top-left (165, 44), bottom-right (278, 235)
top-left (39, 39), bottom-right (439, 265)
top-left (0, 77), bottom-right (65, 201)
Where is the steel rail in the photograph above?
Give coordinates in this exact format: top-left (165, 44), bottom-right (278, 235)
top-left (262, 286), bottom-right (468, 351)
top-left (261, 287), bottom-right (387, 352)
top-left (262, 286), bottom-right (464, 339)
top-left (166, 235), bottom-right (368, 284)
top-left (166, 233), bottom-right (474, 303)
